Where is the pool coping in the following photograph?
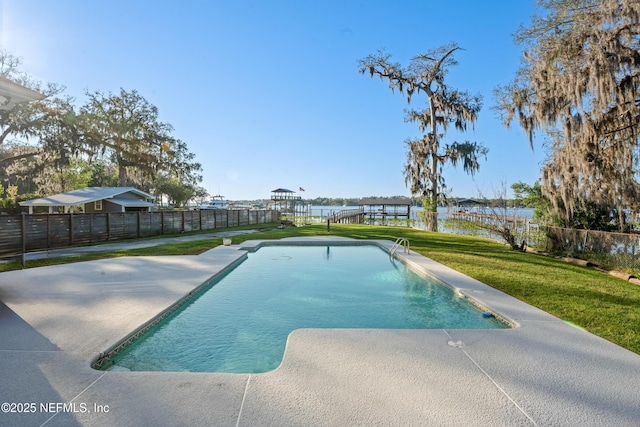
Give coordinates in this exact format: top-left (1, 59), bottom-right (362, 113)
top-left (1, 236), bottom-right (640, 426)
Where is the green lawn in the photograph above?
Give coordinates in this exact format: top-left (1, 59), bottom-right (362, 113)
top-left (2, 223), bottom-right (639, 355)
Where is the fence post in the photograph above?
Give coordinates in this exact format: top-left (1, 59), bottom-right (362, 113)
top-left (69, 212), bottom-right (74, 246)
top-left (106, 213), bottom-right (111, 241)
top-left (21, 212), bottom-right (26, 269)
top-left (46, 214), bottom-right (50, 249)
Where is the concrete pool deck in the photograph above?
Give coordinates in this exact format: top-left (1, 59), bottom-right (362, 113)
top-left (1, 236), bottom-right (640, 426)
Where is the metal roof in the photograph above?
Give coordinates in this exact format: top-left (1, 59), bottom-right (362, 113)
top-left (455, 198), bottom-right (486, 207)
top-left (0, 76), bottom-right (46, 110)
top-left (19, 187), bottom-right (155, 207)
top-left (359, 197), bottom-right (412, 206)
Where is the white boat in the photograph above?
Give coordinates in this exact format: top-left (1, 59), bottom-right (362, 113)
top-left (197, 195), bottom-right (228, 210)
top-left (228, 201), bottom-right (267, 210)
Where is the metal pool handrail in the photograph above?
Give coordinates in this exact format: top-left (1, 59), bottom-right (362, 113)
top-left (390, 237), bottom-right (410, 256)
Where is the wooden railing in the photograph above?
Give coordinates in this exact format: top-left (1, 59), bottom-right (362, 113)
top-left (330, 208), bottom-right (365, 223)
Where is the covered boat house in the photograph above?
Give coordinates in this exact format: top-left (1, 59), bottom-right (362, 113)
top-left (270, 188), bottom-right (304, 213)
top-left (329, 197), bottom-right (413, 225)
top-left (360, 197), bottom-right (412, 223)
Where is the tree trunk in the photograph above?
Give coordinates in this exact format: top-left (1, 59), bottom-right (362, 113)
top-left (118, 165), bottom-right (127, 187)
top-left (425, 91), bottom-right (440, 233)
top-left (426, 149), bottom-right (439, 232)
top-left (424, 210), bottom-right (438, 232)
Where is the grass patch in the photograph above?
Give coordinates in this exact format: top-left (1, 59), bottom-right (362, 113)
top-left (2, 223), bottom-right (639, 355)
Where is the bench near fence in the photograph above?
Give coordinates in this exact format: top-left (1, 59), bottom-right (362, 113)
top-left (0, 209), bottom-right (279, 259)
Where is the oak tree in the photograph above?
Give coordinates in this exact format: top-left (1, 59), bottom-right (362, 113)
top-left (496, 0), bottom-right (640, 230)
top-left (359, 44), bottom-right (486, 231)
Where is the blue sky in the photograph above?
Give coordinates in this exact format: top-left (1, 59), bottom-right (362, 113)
top-left (1, 0), bottom-right (545, 201)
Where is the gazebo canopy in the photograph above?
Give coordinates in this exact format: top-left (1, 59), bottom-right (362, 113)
top-left (271, 188), bottom-right (301, 203)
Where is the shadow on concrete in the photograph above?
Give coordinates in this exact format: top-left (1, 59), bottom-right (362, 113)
top-left (0, 301), bottom-right (84, 427)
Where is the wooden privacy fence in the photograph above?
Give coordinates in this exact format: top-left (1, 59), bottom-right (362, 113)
top-left (0, 209), bottom-right (280, 258)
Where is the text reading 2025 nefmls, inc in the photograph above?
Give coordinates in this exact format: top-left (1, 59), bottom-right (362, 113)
top-left (1, 402), bottom-right (110, 414)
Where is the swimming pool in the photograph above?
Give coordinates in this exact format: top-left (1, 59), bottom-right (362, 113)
top-left (99, 243), bottom-right (509, 373)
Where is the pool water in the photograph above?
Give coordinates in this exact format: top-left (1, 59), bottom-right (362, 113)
top-left (108, 245), bottom-right (507, 373)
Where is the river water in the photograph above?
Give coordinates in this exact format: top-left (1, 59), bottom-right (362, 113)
top-left (307, 205), bottom-right (535, 221)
